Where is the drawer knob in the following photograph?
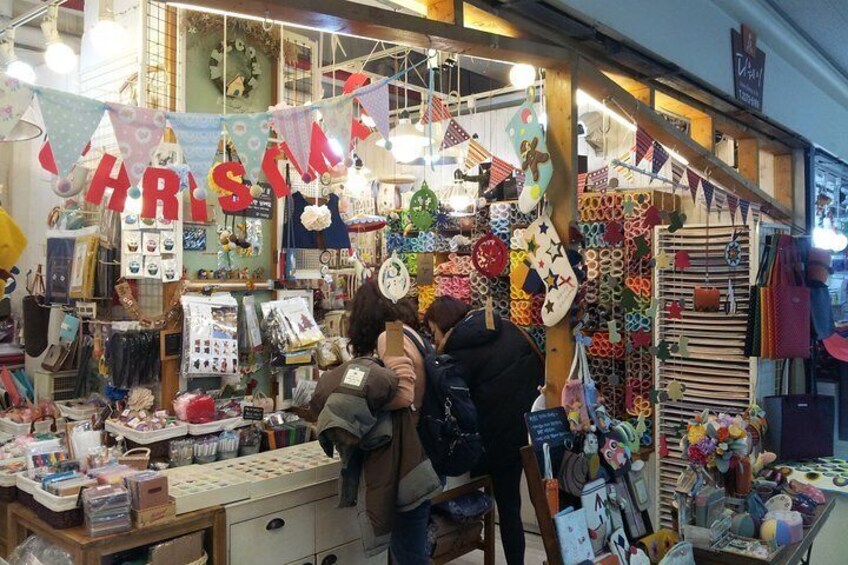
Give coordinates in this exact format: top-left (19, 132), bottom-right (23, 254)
top-left (265, 517), bottom-right (286, 531)
top-left (322, 555), bottom-right (338, 565)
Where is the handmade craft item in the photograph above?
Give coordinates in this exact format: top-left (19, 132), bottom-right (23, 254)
top-left (408, 181), bottom-right (438, 232)
top-left (472, 233), bottom-right (508, 278)
top-left (378, 252), bottom-right (411, 303)
top-left (507, 88), bottom-right (553, 213)
top-left (523, 213), bottom-right (577, 326)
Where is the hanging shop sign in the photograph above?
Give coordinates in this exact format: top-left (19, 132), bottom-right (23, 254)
top-left (731, 25), bottom-right (766, 111)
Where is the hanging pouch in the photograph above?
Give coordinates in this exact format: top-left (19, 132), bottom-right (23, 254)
top-left (693, 287), bottom-right (721, 312)
top-left (558, 449), bottom-right (589, 497)
top-left (561, 341), bottom-right (591, 431)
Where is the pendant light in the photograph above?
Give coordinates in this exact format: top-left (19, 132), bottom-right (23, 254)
top-left (90, 0), bottom-right (125, 53)
top-left (0, 30), bottom-right (36, 84)
top-left (41, 5), bottom-right (77, 74)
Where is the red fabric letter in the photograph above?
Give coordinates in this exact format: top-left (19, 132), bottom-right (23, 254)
top-left (86, 154), bottom-right (131, 212)
top-left (141, 167), bottom-right (180, 220)
top-left (215, 162), bottom-right (253, 213)
top-left (262, 144), bottom-right (290, 199)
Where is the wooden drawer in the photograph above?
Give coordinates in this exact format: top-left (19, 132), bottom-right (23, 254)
top-left (315, 497), bottom-right (360, 552)
top-left (230, 504), bottom-right (316, 565)
top-left (317, 540), bottom-right (386, 565)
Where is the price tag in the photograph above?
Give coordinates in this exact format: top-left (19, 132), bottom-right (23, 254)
top-left (417, 253), bottom-right (435, 285)
top-left (242, 406), bottom-right (265, 421)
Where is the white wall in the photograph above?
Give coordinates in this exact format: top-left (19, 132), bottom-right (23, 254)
top-left (550, 0), bottom-right (848, 162)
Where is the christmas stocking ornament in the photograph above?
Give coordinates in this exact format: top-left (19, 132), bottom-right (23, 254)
top-left (508, 88), bottom-right (553, 213)
top-left (523, 213), bottom-right (578, 326)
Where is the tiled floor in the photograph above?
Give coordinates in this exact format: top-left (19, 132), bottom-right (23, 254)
top-left (449, 531), bottom-right (547, 564)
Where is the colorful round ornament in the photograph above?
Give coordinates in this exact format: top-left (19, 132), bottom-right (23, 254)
top-left (408, 181), bottom-right (438, 232)
top-left (472, 233), bottom-right (508, 278)
top-left (725, 231), bottom-right (743, 267)
top-left (378, 252), bottom-right (410, 303)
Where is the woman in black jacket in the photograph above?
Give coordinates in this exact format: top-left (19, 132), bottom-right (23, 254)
top-left (424, 297), bottom-right (545, 565)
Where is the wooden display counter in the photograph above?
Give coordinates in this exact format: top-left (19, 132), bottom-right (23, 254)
top-left (5, 502), bottom-right (225, 565)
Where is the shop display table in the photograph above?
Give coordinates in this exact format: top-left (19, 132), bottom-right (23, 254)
top-left (5, 502), bottom-right (226, 565)
top-left (693, 497), bottom-right (835, 565)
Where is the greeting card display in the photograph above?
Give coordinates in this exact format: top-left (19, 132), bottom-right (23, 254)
top-left (121, 207), bottom-right (182, 282)
top-left (181, 293), bottom-right (240, 377)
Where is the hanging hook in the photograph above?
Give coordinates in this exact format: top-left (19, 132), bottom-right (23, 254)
top-left (262, 10), bottom-right (273, 32)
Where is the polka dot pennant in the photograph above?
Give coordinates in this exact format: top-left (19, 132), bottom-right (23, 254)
top-left (355, 82), bottom-right (390, 143)
top-left (0, 76), bottom-right (34, 141)
top-left (167, 112), bottom-right (223, 193)
top-left (507, 95), bottom-right (552, 214)
top-left (37, 88), bottom-right (105, 179)
top-left (223, 112), bottom-right (271, 184)
top-left (271, 106), bottom-right (314, 179)
top-left (107, 103), bottom-right (167, 188)
top-left (319, 98), bottom-right (352, 160)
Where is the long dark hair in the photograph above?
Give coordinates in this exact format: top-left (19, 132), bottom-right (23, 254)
top-left (423, 296), bottom-right (471, 334)
top-left (347, 280), bottom-right (418, 356)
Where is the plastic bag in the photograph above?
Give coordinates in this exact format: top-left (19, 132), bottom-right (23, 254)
top-left (8, 535), bottom-right (73, 565)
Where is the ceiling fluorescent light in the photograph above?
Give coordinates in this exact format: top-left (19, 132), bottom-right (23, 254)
top-left (576, 89), bottom-right (637, 133)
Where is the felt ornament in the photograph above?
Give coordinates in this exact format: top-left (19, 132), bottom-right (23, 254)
top-left (643, 205), bottom-right (662, 228)
top-left (0, 75), bottom-right (33, 141)
top-left (667, 381), bottom-right (687, 401)
top-left (603, 220), bottom-right (624, 246)
top-left (645, 298), bottom-right (659, 318)
top-left (378, 252), bottom-right (410, 303)
top-left (523, 214), bottom-right (578, 327)
top-left (507, 89), bottom-right (553, 213)
top-left (668, 210), bottom-right (687, 232)
top-left (677, 335), bottom-right (691, 357)
top-left (472, 233), bottom-right (508, 278)
top-left (631, 330), bottom-right (652, 349)
top-left (725, 232), bottom-right (743, 267)
top-left (633, 235), bottom-right (651, 259)
top-left (607, 320), bottom-right (622, 344)
top-left (622, 198), bottom-right (637, 216)
top-left (674, 250), bottom-right (691, 270)
top-left (620, 287), bottom-right (639, 311)
top-left (666, 300), bottom-right (684, 319)
top-left (408, 181), bottom-right (438, 232)
top-left (652, 340), bottom-right (672, 361)
top-left (653, 251), bottom-right (671, 270)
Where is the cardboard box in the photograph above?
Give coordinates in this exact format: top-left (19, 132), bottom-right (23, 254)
top-left (125, 472), bottom-right (169, 510)
top-left (132, 501), bottom-right (176, 528)
top-left (149, 531), bottom-right (203, 565)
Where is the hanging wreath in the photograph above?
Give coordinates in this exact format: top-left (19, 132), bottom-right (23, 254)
top-left (209, 39), bottom-right (261, 99)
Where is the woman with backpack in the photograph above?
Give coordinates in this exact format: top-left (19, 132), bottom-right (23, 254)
top-left (347, 281), bottom-right (434, 564)
top-left (424, 297), bottom-right (545, 565)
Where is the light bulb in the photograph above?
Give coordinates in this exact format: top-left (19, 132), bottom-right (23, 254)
top-left (390, 142), bottom-right (420, 164)
top-left (45, 42), bottom-right (77, 74)
top-left (328, 137), bottom-right (344, 158)
top-left (6, 60), bottom-right (35, 83)
top-left (509, 63), bottom-right (536, 89)
top-left (90, 19), bottom-right (125, 53)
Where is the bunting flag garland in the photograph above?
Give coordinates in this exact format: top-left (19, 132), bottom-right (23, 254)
top-left (714, 191), bottom-right (724, 218)
top-left (108, 104), bottom-right (167, 188)
top-left (587, 166), bottom-right (609, 191)
top-left (635, 127), bottom-right (653, 165)
top-left (739, 198), bottom-right (750, 224)
top-left (702, 179), bottom-right (715, 210)
top-left (488, 155), bottom-right (513, 190)
top-left (37, 89), bottom-right (105, 180)
top-left (686, 168), bottom-right (701, 203)
top-left (355, 82), bottom-right (390, 142)
top-left (272, 106), bottom-right (314, 178)
top-left (751, 203), bottom-right (761, 224)
top-left (726, 193), bottom-right (739, 222)
top-left (671, 160), bottom-right (685, 187)
top-left (613, 151), bottom-right (634, 182)
top-left (577, 172), bottom-right (588, 197)
top-left (441, 118), bottom-right (470, 149)
top-left (421, 96), bottom-right (451, 125)
top-left (0, 76), bottom-right (34, 141)
top-left (320, 98), bottom-right (353, 160)
top-left (651, 141), bottom-right (669, 174)
top-left (464, 138), bottom-right (491, 170)
top-left (222, 113), bottom-right (270, 184)
top-left (167, 112), bottom-right (223, 194)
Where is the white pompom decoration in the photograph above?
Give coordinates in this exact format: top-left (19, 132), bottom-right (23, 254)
top-left (300, 204), bottom-right (333, 231)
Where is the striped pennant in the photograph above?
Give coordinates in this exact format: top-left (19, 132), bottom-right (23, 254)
top-left (751, 203), bottom-right (761, 224)
top-left (635, 127), bottom-right (653, 165)
top-left (686, 168), bottom-right (701, 204)
top-left (488, 156), bottom-right (513, 190)
top-left (421, 96), bottom-right (452, 125)
top-left (441, 118), bottom-right (471, 149)
top-left (726, 193), bottom-right (739, 222)
top-left (671, 160), bottom-right (685, 187)
top-left (587, 166), bottom-right (609, 191)
top-left (464, 138), bottom-right (491, 171)
top-left (613, 151), bottom-right (634, 182)
top-left (651, 141), bottom-right (669, 174)
top-left (739, 199), bottom-right (750, 224)
top-left (577, 172), bottom-right (588, 197)
top-left (702, 179), bottom-right (715, 210)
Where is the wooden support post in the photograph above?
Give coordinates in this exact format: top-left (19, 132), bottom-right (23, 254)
top-left (544, 61), bottom-right (578, 407)
top-left (774, 153), bottom-right (794, 213)
top-left (737, 138), bottom-right (760, 185)
top-left (160, 282), bottom-right (181, 412)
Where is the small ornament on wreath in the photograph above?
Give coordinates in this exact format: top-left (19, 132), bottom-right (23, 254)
top-left (210, 39), bottom-right (261, 99)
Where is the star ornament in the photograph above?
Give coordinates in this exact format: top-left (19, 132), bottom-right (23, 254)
top-left (526, 235), bottom-right (539, 255)
top-left (667, 300), bottom-right (684, 319)
top-left (653, 251), bottom-right (671, 270)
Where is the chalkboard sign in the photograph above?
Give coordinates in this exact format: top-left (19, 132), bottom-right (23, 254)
top-left (731, 25), bottom-right (765, 111)
top-left (223, 182), bottom-right (274, 220)
top-left (525, 407), bottom-right (569, 448)
top-left (242, 405), bottom-right (265, 421)
top-left (160, 330), bottom-right (182, 361)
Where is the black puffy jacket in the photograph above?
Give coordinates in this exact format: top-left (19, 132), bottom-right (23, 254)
top-left (442, 310), bottom-right (545, 463)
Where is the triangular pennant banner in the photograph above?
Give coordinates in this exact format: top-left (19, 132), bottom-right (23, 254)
top-left (587, 166), bottom-right (609, 191)
top-left (464, 139), bottom-right (491, 170)
top-left (577, 173), bottom-right (588, 197)
top-left (613, 151), bottom-right (634, 182)
top-left (752, 203), bottom-right (761, 223)
top-left (702, 179), bottom-right (715, 210)
top-left (272, 106), bottom-right (314, 178)
top-left (651, 141), bottom-right (669, 174)
top-left (686, 168), bottom-right (701, 203)
top-left (320, 98), bottom-right (353, 160)
top-left (726, 193), bottom-right (738, 221)
top-left (441, 118), bottom-right (470, 149)
top-left (223, 112), bottom-right (270, 184)
top-left (37, 89), bottom-right (105, 179)
top-left (671, 160), bottom-right (685, 186)
top-left (108, 104), bottom-right (167, 188)
top-left (421, 96), bottom-right (451, 125)
top-left (488, 156), bottom-right (513, 190)
top-left (168, 112), bottom-right (223, 192)
top-left (0, 76), bottom-right (34, 141)
top-left (739, 199), bottom-right (750, 224)
top-left (714, 191), bottom-right (724, 218)
top-left (635, 127), bottom-right (653, 165)
top-left (355, 82), bottom-right (390, 141)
